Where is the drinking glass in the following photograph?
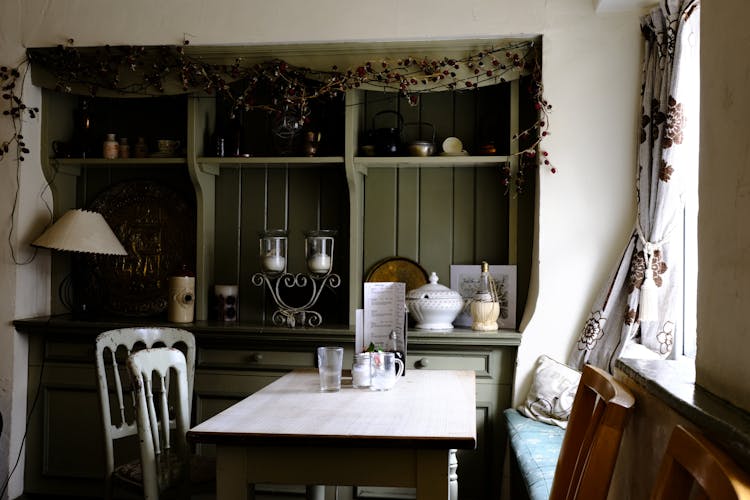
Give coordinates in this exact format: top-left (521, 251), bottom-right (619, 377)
top-left (317, 346), bottom-right (344, 392)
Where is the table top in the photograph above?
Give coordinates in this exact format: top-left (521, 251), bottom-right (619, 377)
top-left (188, 368), bottom-right (476, 450)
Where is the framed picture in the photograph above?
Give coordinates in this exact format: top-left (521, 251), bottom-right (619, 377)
top-left (450, 264), bottom-right (517, 330)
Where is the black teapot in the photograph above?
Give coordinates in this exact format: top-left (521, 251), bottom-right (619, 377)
top-left (372, 110), bottom-right (403, 156)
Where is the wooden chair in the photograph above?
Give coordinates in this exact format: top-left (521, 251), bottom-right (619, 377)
top-left (94, 327), bottom-right (197, 499)
top-left (548, 363), bottom-right (635, 500)
top-left (127, 347), bottom-right (194, 499)
top-left (651, 425), bottom-right (750, 499)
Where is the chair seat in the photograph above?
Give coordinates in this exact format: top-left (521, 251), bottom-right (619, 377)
top-left (504, 408), bottom-right (565, 500)
top-left (113, 453), bottom-right (215, 491)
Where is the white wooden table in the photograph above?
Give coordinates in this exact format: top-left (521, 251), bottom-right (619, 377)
top-left (187, 368), bottom-right (476, 500)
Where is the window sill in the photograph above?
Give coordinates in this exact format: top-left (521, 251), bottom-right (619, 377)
top-left (615, 357), bottom-right (750, 470)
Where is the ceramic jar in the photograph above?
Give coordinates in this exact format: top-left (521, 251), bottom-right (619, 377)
top-left (406, 272), bottom-right (463, 330)
top-left (352, 352), bottom-right (371, 388)
top-left (103, 133), bottom-right (118, 159)
top-left (168, 271), bottom-right (195, 323)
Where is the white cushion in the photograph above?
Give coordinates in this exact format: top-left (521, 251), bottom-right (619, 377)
top-left (518, 355), bottom-right (581, 429)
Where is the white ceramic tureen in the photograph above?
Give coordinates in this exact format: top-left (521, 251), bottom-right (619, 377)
top-left (406, 272), bottom-right (464, 330)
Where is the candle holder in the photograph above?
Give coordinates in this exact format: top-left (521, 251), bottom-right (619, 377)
top-left (259, 229), bottom-right (288, 274)
top-left (252, 229), bottom-right (341, 327)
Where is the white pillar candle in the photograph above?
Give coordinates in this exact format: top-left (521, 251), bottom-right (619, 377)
top-left (263, 255), bottom-right (286, 272)
top-left (214, 284), bottom-right (238, 297)
top-left (308, 253), bottom-right (331, 273)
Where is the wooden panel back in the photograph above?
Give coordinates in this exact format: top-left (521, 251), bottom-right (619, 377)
top-left (651, 425), bottom-right (750, 500)
top-left (549, 364), bottom-right (635, 500)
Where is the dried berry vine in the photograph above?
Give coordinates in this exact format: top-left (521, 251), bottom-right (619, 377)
top-left (18, 39), bottom-right (555, 190)
top-left (0, 63), bottom-right (37, 163)
top-left (511, 75), bottom-right (555, 194)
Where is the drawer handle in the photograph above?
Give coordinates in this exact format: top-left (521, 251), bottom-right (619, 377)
top-left (249, 353), bottom-right (264, 363)
top-left (416, 358), bottom-right (430, 369)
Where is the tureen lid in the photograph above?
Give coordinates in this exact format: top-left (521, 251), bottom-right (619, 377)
top-left (406, 272), bottom-right (461, 300)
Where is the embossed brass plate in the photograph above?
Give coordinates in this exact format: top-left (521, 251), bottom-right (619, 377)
top-left (87, 180), bottom-right (196, 316)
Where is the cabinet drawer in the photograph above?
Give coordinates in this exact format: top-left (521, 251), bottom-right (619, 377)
top-left (407, 350), bottom-right (493, 379)
top-left (198, 348), bottom-right (314, 370)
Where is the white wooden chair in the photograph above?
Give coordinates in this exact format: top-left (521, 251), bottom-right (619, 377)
top-left (127, 347), bottom-right (193, 499)
top-left (94, 327), bottom-right (197, 499)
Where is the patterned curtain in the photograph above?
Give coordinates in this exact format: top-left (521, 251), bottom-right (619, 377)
top-left (569, 0), bottom-right (700, 372)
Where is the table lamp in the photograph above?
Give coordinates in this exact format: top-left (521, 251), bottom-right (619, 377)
top-left (32, 208), bottom-right (127, 317)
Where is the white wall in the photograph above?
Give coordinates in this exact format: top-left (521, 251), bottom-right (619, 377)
top-left (0, 1), bottom-right (642, 497)
top-left (696, 0), bottom-right (750, 411)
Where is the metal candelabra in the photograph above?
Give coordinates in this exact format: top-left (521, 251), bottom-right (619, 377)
top-left (251, 229), bottom-right (340, 327)
top-left (251, 271), bottom-right (341, 327)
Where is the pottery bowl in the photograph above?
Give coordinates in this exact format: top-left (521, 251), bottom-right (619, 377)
top-left (406, 272), bottom-right (463, 329)
top-left (407, 141), bottom-right (435, 157)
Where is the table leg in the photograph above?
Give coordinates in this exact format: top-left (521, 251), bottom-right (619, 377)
top-left (416, 449), bottom-right (450, 500)
top-left (449, 449), bottom-right (458, 500)
top-left (306, 485), bottom-right (325, 500)
top-left (216, 446), bottom-right (250, 500)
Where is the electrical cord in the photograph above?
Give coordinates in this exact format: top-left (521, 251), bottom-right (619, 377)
top-left (0, 340), bottom-right (46, 499)
top-left (6, 60), bottom-right (55, 267)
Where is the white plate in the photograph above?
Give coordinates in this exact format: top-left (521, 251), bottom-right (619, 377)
top-left (439, 150), bottom-right (469, 156)
top-left (442, 137), bottom-right (463, 154)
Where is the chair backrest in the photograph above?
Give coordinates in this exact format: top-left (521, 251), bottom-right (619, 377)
top-left (549, 363), bottom-right (635, 500)
top-left (128, 347), bottom-right (191, 500)
top-left (94, 327), bottom-right (195, 495)
top-left (651, 425), bottom-right (750, 500)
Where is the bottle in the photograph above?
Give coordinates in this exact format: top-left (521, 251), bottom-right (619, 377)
top-left (476, 261), bottom-right (492, 298)
top-left (212, 113), bottom-right (226, 157)
top-left (134, 137), bottom-right (148, 158)
top-left (118, 137), bottom-right (130, 159)
top-left (471, 261), bottom-right (500, 331)
top-left (74, 98), bottom-right (94, 158)
top-left (388, 330), bottom-right (406, 376)
top-left (302, 130), bottom-right (321, 157)
top-left (103, 133), bottom-right (118, 159)
top-left (227, 113), bottom-right (249, 157)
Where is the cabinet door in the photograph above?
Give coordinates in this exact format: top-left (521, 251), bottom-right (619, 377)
top-left (25, 339), bottom-right (114, 497)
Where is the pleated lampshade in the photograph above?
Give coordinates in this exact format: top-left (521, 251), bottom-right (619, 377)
top-left (32, 208), bottom-right (127, 255)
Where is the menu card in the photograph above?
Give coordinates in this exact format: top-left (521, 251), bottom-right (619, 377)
top-left (357, 282), bottom-right (406, 353)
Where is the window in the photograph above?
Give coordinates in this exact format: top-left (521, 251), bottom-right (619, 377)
top-left (679, 7), bottom-right (700, 358)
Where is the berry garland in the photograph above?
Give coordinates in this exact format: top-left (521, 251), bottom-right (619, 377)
top-left (0, 63), bottom-right (37, 163)
top-left (8, 39), bottom-right (555, 190)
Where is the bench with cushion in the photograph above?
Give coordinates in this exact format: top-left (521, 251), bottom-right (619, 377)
top-left (504, 408), bottom-right (566, 500)
top-left (503, 355), bottom-right (579, 500)
top-left (504, 357), bottom-right (635, 500)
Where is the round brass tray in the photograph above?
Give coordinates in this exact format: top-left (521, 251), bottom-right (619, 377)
top-left (365, 256), bottom-right (429, 292)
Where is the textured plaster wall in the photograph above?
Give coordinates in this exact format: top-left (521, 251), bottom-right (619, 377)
top-left (0, 1), bottom-right (642, 497)
top-left (696, 0), bottom-right (750, 412)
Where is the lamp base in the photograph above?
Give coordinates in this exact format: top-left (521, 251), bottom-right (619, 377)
top-left (59, 265), bottom-right (105, 320)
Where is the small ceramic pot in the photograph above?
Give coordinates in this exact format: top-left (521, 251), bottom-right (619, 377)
top-left (406, 272), bottom-right (463, 330)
